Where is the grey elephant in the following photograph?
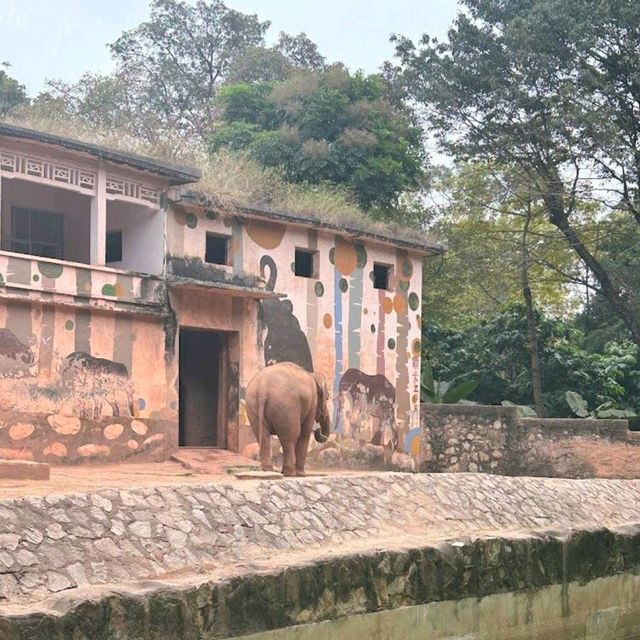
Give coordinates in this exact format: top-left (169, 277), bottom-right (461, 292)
top-left (246, 362), bottom-right (331, 477)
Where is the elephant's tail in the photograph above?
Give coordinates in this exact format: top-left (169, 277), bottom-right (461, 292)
top-left (258, 390), bottom-right (269, 452)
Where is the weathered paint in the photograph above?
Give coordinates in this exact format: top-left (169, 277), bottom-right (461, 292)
top-left (0, 136), bottom-right (425, 465)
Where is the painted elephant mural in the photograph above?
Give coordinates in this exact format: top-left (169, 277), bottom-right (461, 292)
top-left (59, 352), bottom-right (134, 420)
top-left (0, 328), bottom-right (35, 377)
top-left (259, 255), bottom-right (313, 372)
top-left (336, 368), bottom-right (397, 450)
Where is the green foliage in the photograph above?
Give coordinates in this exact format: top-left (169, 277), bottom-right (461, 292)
top-left (208, 67), bottom-right (424, 210)
top-left (565, 391), bottom-right (637, 419)
top-left (24, 1), bottom-right (326, 143)
top-left (422, 163), bottom-right (580, 326)
top-left (391, 0), bottom-right (640, 344)
top-left (500, 401), bottom-right (537, 418)
top-left (423, 304), bottom-right (640, 417)
top-left (0, 64), bottom-right (28, 116)
top-left (420, 362), bottom-right (478, 404)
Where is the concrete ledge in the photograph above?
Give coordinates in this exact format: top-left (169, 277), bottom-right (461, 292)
top-left (3, 525), bottom-right (640, 639)
top-left (0, 459), bottom-right (50, 481)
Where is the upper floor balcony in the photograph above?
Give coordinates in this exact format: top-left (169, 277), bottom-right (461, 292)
top-left (0, 124), bottom-right (200, 293)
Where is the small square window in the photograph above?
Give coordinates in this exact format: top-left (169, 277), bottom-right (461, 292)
top-left (373, 263), bottom-right (392, 290)
top-left (106, 230), bottom-right (122, 263)
top-left (205, 233), bottom-right (229, 265)
top-left (295, 248), bottom-right (317, 278)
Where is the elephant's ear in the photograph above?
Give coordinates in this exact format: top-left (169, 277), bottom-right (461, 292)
top-left (312, 372), bottom-right (327, 419)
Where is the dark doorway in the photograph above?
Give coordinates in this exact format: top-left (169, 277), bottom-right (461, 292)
top-left (179, 329), bottom-right (227, 447)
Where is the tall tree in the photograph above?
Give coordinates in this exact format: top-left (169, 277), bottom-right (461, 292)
top-left (36, 1), bottom-right (325, 143)
top-left (390, 0), bottom-right (640, 344)
top-left (0, 63), bottom-right (28, 116)
top-left (423, 163), bottom-right (579, 327)
top-left (108, 0), bottom-right (269, 138)
top-left (209, 66), bottom-right (425, 211)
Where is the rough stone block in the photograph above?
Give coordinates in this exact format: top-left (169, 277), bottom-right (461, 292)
top-left (0, 459), bottom-right (50, 481)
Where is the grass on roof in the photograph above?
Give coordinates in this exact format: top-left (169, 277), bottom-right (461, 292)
top-left (2, 112), bottom-right (436, 248)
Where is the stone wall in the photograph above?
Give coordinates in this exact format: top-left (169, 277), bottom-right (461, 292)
top-left (420, 404), bottom-right (638, 478)
top-left (3, 472), bottom-right (640, 607)
top-left (5, 487), bottom-right (640, 637)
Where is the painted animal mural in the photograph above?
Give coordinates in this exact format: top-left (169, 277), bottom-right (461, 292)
top-left (246, 362), bottom-right (331, 476)
top-left (0, 328), bottom-right (35, 377)
top-left (259, 255), bottom-right (313, 372)
top-left (59, 352), bottom-right (133, 419)
top-left (337, 368), bottom-right (398, 450)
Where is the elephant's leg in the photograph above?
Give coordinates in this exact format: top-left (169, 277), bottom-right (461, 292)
top-left (281, 438), bottom-right (297, 477)
top-left (260, 420), bottom-right (273, 472)
top-left (294, 430), bottom-right (312, 477)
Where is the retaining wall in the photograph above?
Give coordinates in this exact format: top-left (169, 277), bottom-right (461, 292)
top-left (420, 404), bottom-right (637, 478)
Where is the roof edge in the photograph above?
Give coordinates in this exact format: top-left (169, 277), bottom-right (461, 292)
top-left (176, 192), bottom-right (445, 256)
top-left (0, 122), bottom-right (201, 185)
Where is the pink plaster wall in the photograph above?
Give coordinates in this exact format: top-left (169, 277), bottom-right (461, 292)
top-left (167, 206), bottom-right (424, 460)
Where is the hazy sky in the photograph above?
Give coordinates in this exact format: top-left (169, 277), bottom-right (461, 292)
top-left (0, 0), bottom-right (458, 95)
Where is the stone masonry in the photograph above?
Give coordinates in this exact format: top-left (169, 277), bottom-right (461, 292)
top-left (4, 473), bottom-right (640, 608)
top-left (421, 403), bottom-right (638, 477)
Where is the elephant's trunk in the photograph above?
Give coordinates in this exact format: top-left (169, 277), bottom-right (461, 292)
top-left (314, 408), bottom-right (331, 443)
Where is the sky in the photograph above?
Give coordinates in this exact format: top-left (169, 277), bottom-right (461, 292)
top-left (0, 0), bottom-right (458, 96)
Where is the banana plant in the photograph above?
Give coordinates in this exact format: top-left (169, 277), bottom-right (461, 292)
top-left (500, 400), bottom-right (537, 417)
top-left (421, 362), bottom-right (478, 404)
top-left (565, 391), bottom-right (637, 419)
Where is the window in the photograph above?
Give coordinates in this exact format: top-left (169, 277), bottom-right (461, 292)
top-left (205, 233), bottom-right (229, 265)
top-left (294, 248), bottom-right (317, 278)
top-left (11, 207), bottom-right (64, 259)
top-left (373, 263), bottom-right (392, 290)
top-left (106, 231), bottom-right (123, 263)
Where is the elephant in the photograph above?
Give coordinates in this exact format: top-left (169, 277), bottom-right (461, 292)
top-left (246, 362), bottom-right (331, 477)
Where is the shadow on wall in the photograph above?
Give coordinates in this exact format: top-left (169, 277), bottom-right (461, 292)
top-left (259, 255), bottom-right (313, 372)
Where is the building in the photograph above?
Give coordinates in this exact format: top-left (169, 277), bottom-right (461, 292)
top-left (0, 123), bottom-right (442, 465)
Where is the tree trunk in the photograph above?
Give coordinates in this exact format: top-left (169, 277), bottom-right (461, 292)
top-left (521, 205), bottom-right (545, 417)
top-left (543, 174), bottom-right (640, 345)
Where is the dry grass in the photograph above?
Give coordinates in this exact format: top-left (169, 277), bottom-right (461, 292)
top-left (2, 113), bottom-right (438, 249)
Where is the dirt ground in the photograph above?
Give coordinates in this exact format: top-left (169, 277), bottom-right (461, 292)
top-left (0, 449), bottom-right (367, 500)
top-left (570, 439), bottom-right (640, 478)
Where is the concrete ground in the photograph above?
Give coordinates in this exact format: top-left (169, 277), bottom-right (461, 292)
top-left (0, 450), bottom-right (363, 500)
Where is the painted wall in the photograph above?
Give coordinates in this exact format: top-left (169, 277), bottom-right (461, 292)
top-left (0, 252), bottom-right (172, 463)
top-left (0, 196), bottom-right (424, 465)
top-left (168, 206), bottom-right (424, 460)
top-left (106, 200), bottom-right (164, 274)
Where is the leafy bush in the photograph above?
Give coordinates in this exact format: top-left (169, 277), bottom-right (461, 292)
top-left (423, 303), bottom-right (640, 417)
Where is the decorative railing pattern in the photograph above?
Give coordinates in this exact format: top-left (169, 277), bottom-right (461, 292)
top-left (106, 175), bottom-right (161, 206)
top-left (0, 252), bottom-right (165, 309)
top-left (1, 147), bottom-right (162, 207)
top-left (1, 150), bottom-right (96, 193)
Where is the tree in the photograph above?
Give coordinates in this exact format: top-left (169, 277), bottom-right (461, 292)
top-left (424, 305), bottom-right (640, 417)
top-left (39, 1), bottom-right (325, 143)
top-left (422, 164), bottom-right (579, 327)
top-left (390, 0), bottom-right (640, 345)
top-left (0, 63), bottom-right (28, 116)
top-left (209, 66), bottom-right (425, 211)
